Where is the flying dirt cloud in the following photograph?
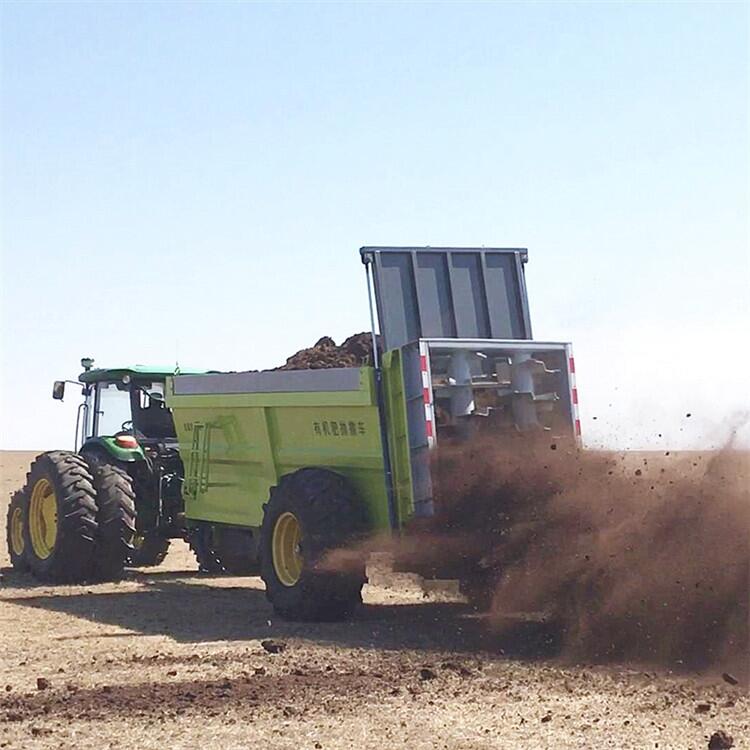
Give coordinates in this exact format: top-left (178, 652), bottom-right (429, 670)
top-left (417, 437), bottom-right (749, 675)
top-left (325, 433), bottom-right (749, 678)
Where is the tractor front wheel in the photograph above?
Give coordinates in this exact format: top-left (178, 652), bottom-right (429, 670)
top-left (260, 468), bottom-right (366, 621)
top-left (21, 451), bottom-right (98, 582)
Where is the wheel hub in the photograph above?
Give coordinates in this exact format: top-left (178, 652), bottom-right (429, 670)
top-left (29, 478), bottom-right (57, 559)
top-left (10, 505), bottom-right (24, 556)
top-left (272, 512), bottom-right (303, 587)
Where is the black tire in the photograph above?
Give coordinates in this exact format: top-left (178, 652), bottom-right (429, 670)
top-left (189, 522), bottom-right (258, 575)
top-left (91, 463), bottom-right (137, 581)
top-left (188, 523), bottom-right (224, 573)
top-left (80, 450), bottom-right (169, 570)
top-left (126, 533), bottom-right (171, 567)
top-left (6, 491), bottom-right (29, 571)
top-left (21, 451), bottom-right (98, 582)
top-left (260, 468), bottom-right (366, 621)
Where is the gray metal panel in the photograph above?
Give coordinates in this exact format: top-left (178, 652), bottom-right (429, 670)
top-left (484, 252), bottom-right (525, 338)
top-left (377, 252), bottom-right (421, 350)
top-left (173, 368), bottom-right (362, 396)
top-left (413, 253), bottom-right (456, 338)
top-left (422, 338), bottom-right (570, 353)
top-left (361, 247), bottom-right (531, 351)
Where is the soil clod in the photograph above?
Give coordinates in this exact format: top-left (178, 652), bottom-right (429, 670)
top-left (261, 639), bottom-right (287, 654)
top-left (708, 730), bottom-right (734, 749)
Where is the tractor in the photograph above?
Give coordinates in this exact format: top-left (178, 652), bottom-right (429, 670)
top-left (6, 360), bottom-right (257, 582)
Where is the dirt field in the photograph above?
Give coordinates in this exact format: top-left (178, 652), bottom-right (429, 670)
top-left (1, 450), bottom-right (747, 749)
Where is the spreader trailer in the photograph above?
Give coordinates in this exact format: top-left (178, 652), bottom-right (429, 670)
top-left (164, 246), bottom-right (580, 620)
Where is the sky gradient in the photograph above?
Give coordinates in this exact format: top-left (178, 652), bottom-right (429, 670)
top-left (1, 1), bottom-right (748, 449)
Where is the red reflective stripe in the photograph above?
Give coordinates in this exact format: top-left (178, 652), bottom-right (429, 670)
top-left (572, 388), bottom-right (578, 405)
top-left (420, 355), bottom-right (428, 371)
top-left (423, 387), bottom-right (431, 404)
top-left (575, 419), bottom-right (581, 436)
top-left (425, 420), bottom-right (434, 438)
top-left (569, 357), bottom-right (576, 373)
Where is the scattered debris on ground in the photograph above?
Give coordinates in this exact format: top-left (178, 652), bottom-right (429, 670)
top-left (260, 639), bottom-right (287, 654)
top-left (708, 729), bottom-right (735, 749)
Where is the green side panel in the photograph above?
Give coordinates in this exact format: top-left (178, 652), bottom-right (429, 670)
top-left (382, 350), bottom-right (414, 526)
top-left (80, 436), bottom-right (146, 463)
top-left (167, 368), bottom-right (392, 532)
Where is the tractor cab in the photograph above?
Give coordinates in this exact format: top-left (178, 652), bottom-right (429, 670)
top-left (53, 359), bottom-right (202, 462)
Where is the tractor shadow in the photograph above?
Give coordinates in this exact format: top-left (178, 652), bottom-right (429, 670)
top-left (0, 567), bottom-right (559, 658)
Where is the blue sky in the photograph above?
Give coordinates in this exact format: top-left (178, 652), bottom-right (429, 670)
top-left (1, 1), bottom-right (747, 450)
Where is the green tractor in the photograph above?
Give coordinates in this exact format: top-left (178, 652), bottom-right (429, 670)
top-left (6, 359), bottom-right (258, 582)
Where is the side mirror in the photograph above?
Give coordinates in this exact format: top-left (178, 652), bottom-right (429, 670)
top-left (52, 381), bottom-right (65, 400)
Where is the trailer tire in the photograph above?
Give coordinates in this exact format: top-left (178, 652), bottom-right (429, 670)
top-left (21, 451), bottom-right (98, 583)
top-left (91, 463), bottom-right (137, 581)
top-left (260, 468), bottom-right (366, 621)
top-left (188, 523), bottom-right (224, 573)
top-left (189, 523), bottom-right (257, 575)
top-left (7, 491), bottom-right (29, 572)
top-left (126, 533), bottom-right (171, 568)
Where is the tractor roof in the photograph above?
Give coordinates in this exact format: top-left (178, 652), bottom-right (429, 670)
top-left (79, 365), bottom-right (206, 383)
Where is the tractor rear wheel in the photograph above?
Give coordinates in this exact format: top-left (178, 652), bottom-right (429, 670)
top-left (260, 468), bottom-right (366, 621)
top-left (189, 522), bottom-right (258, 575)
top-left (21, 451), bottom-right (98, 582)
top-left (7, 491), bottom-right (28, 571)
top-left (126, 533), bottom-right (171, 567)
top-left (91, 463), bottom-right (137, 580)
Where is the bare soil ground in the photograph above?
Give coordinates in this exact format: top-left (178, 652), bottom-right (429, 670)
top-left (1, 450), bottom-right (746, 749)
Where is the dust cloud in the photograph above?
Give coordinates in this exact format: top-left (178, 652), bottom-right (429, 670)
top-left (431, 438), bottom-right (748, 671)
top-left (334, 436), bottom-right (749, 675)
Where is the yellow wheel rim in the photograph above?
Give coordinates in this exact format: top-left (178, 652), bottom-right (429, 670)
top-left (29, 478), bottom-right (58, 560)
top-left (133, 533), bottom-right (144, 550)
top-left (272, 512), bottom-right (303, 587)
top-left (10, 505), bottom-right (25, 557)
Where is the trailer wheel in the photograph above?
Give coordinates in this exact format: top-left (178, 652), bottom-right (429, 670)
top-left (22, 451), bottom-right (98, 582)
top-left (189, 523), bottom-right (257, 575)
top-left (260, 468), bottom-right (366, 621)
top-left (7, 491), bottom-right (29, 571)
top-left (188, 523), bottom-right (224, 573)
top-left (126, 533), bottom-right (171, 568)
top-left (91, 463), bottom-right (137, 581)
